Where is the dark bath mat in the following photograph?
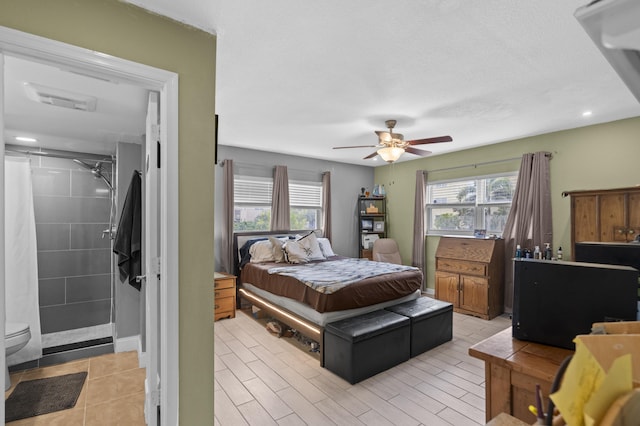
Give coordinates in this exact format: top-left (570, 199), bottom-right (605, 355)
top-left (5, 371), bottom-right (87, 422)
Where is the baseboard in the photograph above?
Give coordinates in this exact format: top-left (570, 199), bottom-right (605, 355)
top-left (138, 340), bottom-right (147, 369)
top-left (423, 288), bottom-right (435, 297)
top-left (114, 334), bottom-right (140, 354)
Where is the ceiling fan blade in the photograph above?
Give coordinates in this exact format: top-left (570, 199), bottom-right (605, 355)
top-left (406, 135), bottom-right (453, 145)
top-left (405, 147), bottom-right (432, 157)
top-left (333, 145), bottom-right (377, 150)
top-left (363, 151), bottom-right (379, 160)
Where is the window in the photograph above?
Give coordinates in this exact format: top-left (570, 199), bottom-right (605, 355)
top-left (289, 180), bottom-right (322, 231)
top-left (426, 173), bottom-right (517, 236)
top-left (233, 175), bottom-right (323, 231)
top-left (233, 176), bottom-right (272, 231)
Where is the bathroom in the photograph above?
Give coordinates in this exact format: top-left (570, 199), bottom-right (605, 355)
top-left (3, 54), bottom-right (148, 385)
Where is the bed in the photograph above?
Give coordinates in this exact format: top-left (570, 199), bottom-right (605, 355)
top-left (233, 231), bottom-right (423, 364)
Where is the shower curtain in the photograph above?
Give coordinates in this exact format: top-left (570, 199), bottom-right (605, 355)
top-left (5, 157), bottom-right (42, 365)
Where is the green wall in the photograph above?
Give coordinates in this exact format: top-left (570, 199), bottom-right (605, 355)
top-left (375, 116), bottom-right (640, 291)
top-left (0, 1), bottom-right (216, 424)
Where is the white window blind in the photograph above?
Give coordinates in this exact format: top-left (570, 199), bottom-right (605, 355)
top-left (234, 176), bottom-right (273, 204)
top-left (289, 181), bottom-right (322, 208)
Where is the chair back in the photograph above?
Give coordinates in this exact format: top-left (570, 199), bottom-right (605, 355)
top-left (372, 238), bottom-right (402, 264)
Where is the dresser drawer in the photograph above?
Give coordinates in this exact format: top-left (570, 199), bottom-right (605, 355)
top-left (214, 296), bottom-right (235, 313)
top-left (436, 258), bottom-right (487, 276)
top-left (214, 277), bottom-right (235, 290)
top-left (214, 273), bottom-right (237, 321)
top-left (214, 287), bottom-right (235, 299)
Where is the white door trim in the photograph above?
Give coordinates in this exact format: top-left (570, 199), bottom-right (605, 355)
top-left (0, 26), bottom-right (179, 426)
top-left (0, 51), bottom-right (7, 422)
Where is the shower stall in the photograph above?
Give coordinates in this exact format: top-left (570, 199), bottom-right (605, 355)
top-left (5, 143), bottom-right (142, 368)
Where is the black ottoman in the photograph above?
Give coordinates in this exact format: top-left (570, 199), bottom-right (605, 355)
top-left (324, 310), bottom-right (410, 384)
top-left (385, 297), bottom-right (453, 357)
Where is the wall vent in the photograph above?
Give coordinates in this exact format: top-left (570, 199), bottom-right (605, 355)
top-left (24, 82), bottom-right (97, 112)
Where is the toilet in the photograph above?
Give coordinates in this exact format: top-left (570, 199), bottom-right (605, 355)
top-left (5, 322), bottom-right (31, 390)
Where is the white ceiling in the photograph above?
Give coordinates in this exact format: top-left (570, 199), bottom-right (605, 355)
top-left (4, 55), bottom-right (148, 156)
top-left (5, 1), bottom-right (640, 165)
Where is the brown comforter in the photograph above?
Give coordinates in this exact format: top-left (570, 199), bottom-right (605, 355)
top-left (240, 257), bottom-right (422, 313)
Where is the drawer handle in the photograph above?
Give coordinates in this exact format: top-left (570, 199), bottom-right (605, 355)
top-left (214, 291), bottom-right (220, 297)
top-left (215, 304), bottom-right (219, 309)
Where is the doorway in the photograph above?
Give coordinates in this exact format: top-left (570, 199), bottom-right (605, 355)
top-left (0, 26), bottom-right (179, 425)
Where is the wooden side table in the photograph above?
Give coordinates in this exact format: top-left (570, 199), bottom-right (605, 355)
top-left (469, 327), bottom-right (573, 423)
top-left (214, 272), bottom-right (236, 321)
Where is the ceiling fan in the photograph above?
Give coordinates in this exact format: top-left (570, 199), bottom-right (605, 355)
top-left (333, 120), bottom-right (453, 163)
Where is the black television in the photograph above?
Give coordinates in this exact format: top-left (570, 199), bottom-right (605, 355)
top-left (512, 259), bottom-right (638, 349)
top-left (574, 241), bottom-right (640, 272)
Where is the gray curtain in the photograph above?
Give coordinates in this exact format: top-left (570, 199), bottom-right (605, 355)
top-left (412, 170), bottom-right (427, 289)
top-left (322, 171), bottom-right (332, 240)
top-left (270, 165), bottom-right (290, 231)
top-left (221, 159), bottom-right (234, 274)
top-left (503, 152), bottom-right (552, 312)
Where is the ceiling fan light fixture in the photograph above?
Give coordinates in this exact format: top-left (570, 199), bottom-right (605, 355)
top-left (377, 146), bottom-right (404, 163)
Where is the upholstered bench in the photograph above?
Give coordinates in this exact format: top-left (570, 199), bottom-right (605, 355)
top-left (324, 310), bottom-right (410, 384)
top-left (385, 297), bottom-right (453, 357)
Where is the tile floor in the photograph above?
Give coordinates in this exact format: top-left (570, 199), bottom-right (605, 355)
top-left (5, 350), bottom-right (146, 425)
top-left (215, 307), bottom-right (513, 425)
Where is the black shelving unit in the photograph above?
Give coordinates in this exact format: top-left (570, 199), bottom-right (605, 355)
top-left (358, 196), bottom-right (387, 259)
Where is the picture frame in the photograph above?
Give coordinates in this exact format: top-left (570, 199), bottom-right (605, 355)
top-left (361, 219), bottom-right (373, 230)
top-left (474, 229), bottom-right (486, 238)
top-left (373, 221), bottom-right (385, 232)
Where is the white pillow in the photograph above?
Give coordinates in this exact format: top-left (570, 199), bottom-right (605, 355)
top-left (268, 236), bottom-right (288, 263)
top-left (249, 240), bottom-right (276, 263)
top-left (298, 232), bottom-right (325, 260)
top-left (317, 237), bottom-right (336, 257)
top-left (283, 232), bottom-right (325, 263)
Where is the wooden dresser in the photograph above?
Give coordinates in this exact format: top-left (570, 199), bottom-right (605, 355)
top-left (214, 272), bottom-right (236, 321)
top-left (564, 186), bottom-right (640, 256)
top-left (435, 236), bottom-right (505, 320)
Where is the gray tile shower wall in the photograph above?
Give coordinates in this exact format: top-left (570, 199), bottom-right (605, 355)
top-left (31, 156), bottom-right (114, 335)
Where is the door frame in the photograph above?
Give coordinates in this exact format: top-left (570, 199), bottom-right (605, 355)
top-left (0, 26), bottom-right (179, 425)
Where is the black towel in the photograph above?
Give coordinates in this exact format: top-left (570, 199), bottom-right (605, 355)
top-left (113, 171), bottom-right (142, 290)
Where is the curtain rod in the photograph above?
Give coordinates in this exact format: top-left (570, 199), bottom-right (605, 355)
top-left (427, 153), bottom-right (551, 174)
top-left (5, 145), bottom-right (114, 163)
top-left (220, 159), bottom-right (327, 177)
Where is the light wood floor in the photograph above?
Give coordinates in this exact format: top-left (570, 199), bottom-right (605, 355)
top-left (215, 307), bottom-right (512, 425)
top-left (5, 351), bottom-right (146, 425)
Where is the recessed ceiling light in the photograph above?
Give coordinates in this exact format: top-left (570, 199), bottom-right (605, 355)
top-left (15, 136), bottom-right (38, 143)
top-left (582, 110), bottom-right (593, 117)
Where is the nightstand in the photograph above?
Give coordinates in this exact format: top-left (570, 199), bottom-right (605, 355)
top-left (214, 272), bottom-right (236, 321)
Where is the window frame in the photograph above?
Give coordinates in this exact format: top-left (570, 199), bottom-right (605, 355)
top-left (232, 174), bottom-right (324, 232)
top-left (425, 172), bottom-right (517, 237)
top-left (289, 179), bottom-right (323, 231)
top-left (233, 175), bottom-right (273, 231)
